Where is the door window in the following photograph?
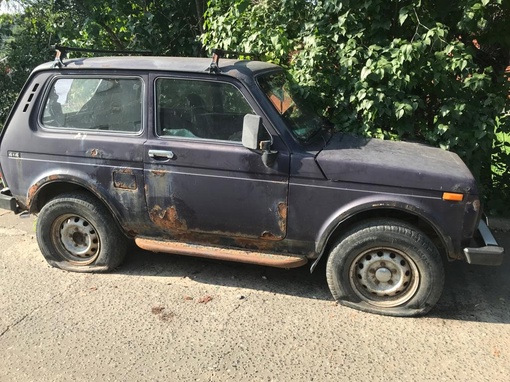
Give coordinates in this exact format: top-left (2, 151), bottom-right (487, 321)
top-left (156, 78), bottom-right (256, 141)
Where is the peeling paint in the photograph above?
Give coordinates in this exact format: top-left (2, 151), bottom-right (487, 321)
top-left (150, 205), bottom-right (188, 231)
top-left (233, 237), bottom-right (283, 251)
top-left (27, 175), bottom-right (59, 206)
top-left (114, 181), bottom-right (136, 190)
top-left (86, 148), bottom-right (111, 159)
top-left (117, 168), bottom-right (134, 175)
top-left (88, 148), bottom-right (100, 157)
top-left (150, 170), bottom-right (166, 177)
top-left (27, 183), bottom-right (39, 203)
top-left (278, 202), bottom-right (287, 219)
top-left (113, 169), bottom-right (137, 190)
top-left (261, 231), bottom-right (279, 240)
top-left (277, 202), bottom-right (287, 234)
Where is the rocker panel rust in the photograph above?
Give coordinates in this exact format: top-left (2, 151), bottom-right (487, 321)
top-left (135, 237), bottom-right (308, 268)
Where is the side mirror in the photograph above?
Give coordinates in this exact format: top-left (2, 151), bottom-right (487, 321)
top-left (242, 114), bottom-right (278, 167)
top-left (242, 114), bottom-right (262, 150)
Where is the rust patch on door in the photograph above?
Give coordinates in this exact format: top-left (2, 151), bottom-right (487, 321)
top-left (150, 205), bottom-right (188, 231)
top-left (257, 202), bottom-right (287, 241)
top-left (150, 170), bottom-right (166, 177)
top-left (277, 202), bottom-right (287, 234)
top-left (260, 231), bottom-right (283, 241)
top-left (87, 148), bottom-right (102, 158)
top-left (261, 231), bottom-right (278, 240)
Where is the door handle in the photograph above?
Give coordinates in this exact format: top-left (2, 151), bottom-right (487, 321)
top-left (148, 149), bottom-right (175, 160)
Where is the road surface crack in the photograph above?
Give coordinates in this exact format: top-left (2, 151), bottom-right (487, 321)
top-left (0, 313), bottom-right (29, 338)
top-left (0, 278), bottom-right (80, 339)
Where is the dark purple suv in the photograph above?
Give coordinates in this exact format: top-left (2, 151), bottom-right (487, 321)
top-left (0, 53), bottom-right (504, 316)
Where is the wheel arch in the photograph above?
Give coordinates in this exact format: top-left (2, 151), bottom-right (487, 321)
top-left (28, 176), bottom-right (125, 235)
top-left (311, 201), bottom-right (453, 273)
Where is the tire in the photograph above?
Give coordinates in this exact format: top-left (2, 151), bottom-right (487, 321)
top-left (326, 219), bottom-right (444, 317)
top-left (36, 191), bottom-right (127, 272)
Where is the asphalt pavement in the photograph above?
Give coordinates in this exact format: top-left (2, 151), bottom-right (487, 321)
top-left (1, 209), bottom-right (509, 381)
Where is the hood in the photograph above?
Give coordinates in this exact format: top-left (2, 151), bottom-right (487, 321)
top-left (316, 134), bottom-right (477, 194)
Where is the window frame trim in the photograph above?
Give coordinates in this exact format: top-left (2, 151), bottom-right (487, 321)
top-left (153, 75), bottom-right (271, 145)
top-left (38, 74), bottom-right (146, 136)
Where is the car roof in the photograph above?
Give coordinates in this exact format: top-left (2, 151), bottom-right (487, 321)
top-left (32, 56), bottom-right (282, 82)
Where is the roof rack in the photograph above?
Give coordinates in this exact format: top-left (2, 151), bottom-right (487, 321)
top-left (51, 45), bottom-right (152, 68)
top-left (207, 48), bottom-right (261, 74)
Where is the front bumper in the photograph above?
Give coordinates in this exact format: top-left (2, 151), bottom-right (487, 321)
top-left (0, 188), bottom-right (19, 213)
top-left (463, 219), bottom-right (504, 266)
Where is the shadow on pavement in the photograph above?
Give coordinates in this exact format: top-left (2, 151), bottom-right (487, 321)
top-left (117, 231), bottom-right (510, 324)
top-left (120, 246), bottom-right (333, 302)
top-left (4, 211), bottom-right (508, 322)
top-left (429, 230), bottom-right (510, 324)
top-left (430, 257), bottom-right (510, 324)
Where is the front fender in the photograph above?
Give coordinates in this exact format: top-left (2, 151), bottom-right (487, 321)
top-left (311, 194), bottom-right (454, 272)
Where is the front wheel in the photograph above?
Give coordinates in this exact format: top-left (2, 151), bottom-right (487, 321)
top-left (326, 219), bottom-right (444, 317)
top-left (36, 191), bottom-right (127, 272)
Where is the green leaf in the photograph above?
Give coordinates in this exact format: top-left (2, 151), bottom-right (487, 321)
top-left (398, 8), bottom-right (409, 26)
top-left (361, 66), bottom-right (371, 80)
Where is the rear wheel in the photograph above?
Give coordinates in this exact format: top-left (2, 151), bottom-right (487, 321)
top-left (326, 219), bottom-right (444, 316)
top-left (36, 191), bottom-right (127, 272)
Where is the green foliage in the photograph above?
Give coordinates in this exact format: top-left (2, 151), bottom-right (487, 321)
top-left (0, 0), bottom-right (205, 129)
top-left (489, 114), bottom-right (510, 215)
top-left (1, 2), bottom-right (69, 127)
top-left (203, 0), bottom-right (510, 214)
top-left (53, 0), bottom-right (204, 56)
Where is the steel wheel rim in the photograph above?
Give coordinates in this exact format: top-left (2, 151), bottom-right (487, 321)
top-left (349, 247), bottom-right (420, 307)
top-left (51, 214), bottom-right (101, 265)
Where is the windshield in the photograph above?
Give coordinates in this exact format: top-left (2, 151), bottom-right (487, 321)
top-left (257, 71), bottom-right (325, 143)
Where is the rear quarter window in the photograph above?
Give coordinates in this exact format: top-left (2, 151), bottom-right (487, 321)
top-left (41, 77), bottom-right (143, 133)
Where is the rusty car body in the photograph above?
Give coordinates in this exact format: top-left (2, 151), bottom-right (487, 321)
top-left (0, 52), bottom-right (504, 316)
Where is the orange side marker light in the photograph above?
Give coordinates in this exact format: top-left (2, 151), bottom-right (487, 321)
top-left (442, 192), bottom-right (464, 202)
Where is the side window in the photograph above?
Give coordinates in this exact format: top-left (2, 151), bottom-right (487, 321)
top-left (156, 78), bottom-right (260, 142)
top-left (41, 77), bottom-right (143, 133)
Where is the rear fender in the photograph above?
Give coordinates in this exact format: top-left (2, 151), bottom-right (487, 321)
top-left (27, 172), bottom-right (126, 230)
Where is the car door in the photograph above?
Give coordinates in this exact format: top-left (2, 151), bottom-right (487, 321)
top-left (143, 74), bottom-right (290, 241)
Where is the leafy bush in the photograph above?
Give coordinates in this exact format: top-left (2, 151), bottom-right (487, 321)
top-left (203, 0), bottom-right (510, 213)
top-left (1, 1), bottom-right (205, 130)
